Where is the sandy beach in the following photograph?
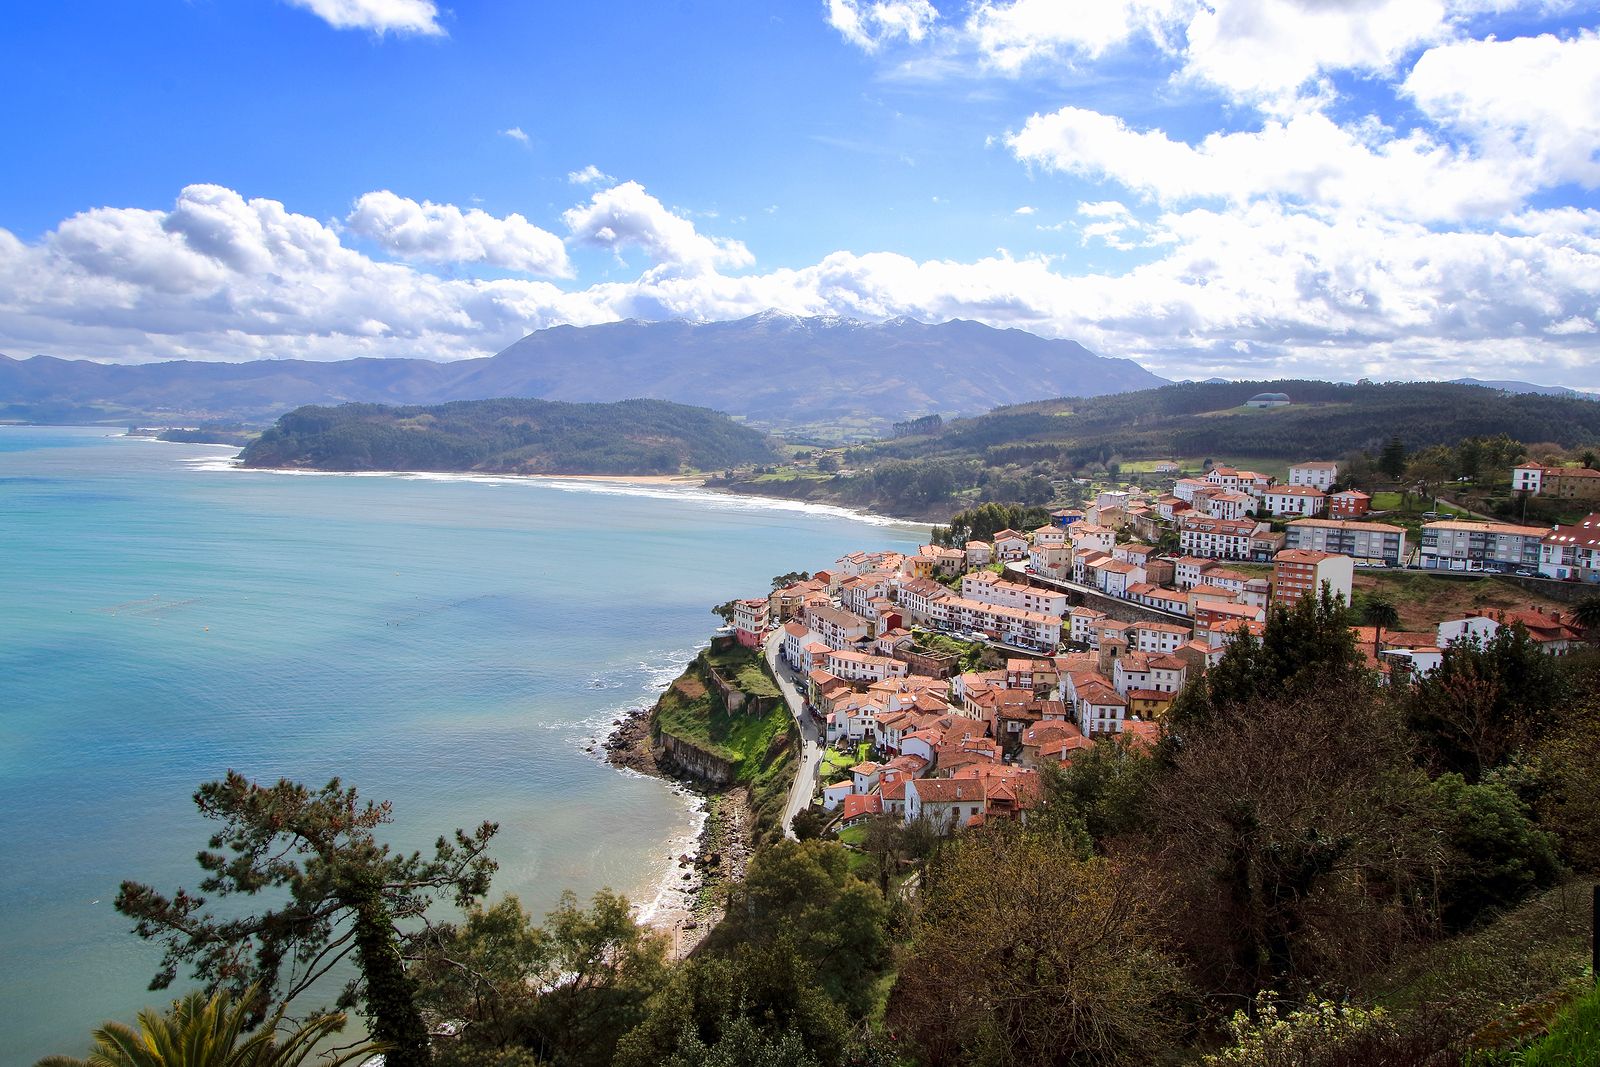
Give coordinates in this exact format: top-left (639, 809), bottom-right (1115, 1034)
top-left (528, 473), bottom-right (708, 486)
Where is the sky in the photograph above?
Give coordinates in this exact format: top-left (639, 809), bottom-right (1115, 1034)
top-left (1, 0), bottom-right (1598, 387)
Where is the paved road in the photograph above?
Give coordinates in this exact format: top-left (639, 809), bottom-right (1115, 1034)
top-left (764, 630), bottom-right (824, 839)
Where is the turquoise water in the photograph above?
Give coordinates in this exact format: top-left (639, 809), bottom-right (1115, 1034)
top-left (0, 426), bottom-right (925, 1064)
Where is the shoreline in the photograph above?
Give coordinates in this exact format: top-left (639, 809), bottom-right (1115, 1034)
top-left (180, 451), bottom-right (930, 530)
top-left (600, 706), bottom-right (751, 959)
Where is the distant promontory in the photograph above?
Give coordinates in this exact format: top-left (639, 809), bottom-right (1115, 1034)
top-left (238, 397), bottom-right (781, 476)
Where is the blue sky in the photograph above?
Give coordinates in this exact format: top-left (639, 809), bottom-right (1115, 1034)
top-left (2, 0), bottom-right (1598, 388)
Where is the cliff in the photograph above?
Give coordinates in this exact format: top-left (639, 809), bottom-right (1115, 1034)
top-left (648, 643), bottom-right (797, 846)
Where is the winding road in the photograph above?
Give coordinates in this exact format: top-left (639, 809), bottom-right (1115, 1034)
top-left (764, 630), bottom-right (824, 838)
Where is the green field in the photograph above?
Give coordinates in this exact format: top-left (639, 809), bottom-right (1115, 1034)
top-left (703, 644), bottom-right (781, 700)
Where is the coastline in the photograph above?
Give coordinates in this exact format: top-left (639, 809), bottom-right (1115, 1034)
top-left (600, 706), bottom-right (751, 959)
top-left (184, 452), bottom-right (930, 530)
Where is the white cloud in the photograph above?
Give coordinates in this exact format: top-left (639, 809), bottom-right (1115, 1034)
top-left (345, 191), bottom-right (571, 276)
top-left (566, 164), bottom-right (614, 186)
top-left (854, 0), bottom-right (1541, 113)
top-left (501, 126), bottom-right (530, 144)
top-left (967, 0), bottom-right (1180, 70)
top-left (283, 0), bottom-right (444, 36)
top-left (3, 182), bottom-right (1598, 390)
top-left (1013, 205), bottom-right (1035, 215)
top-left (561, 182), bottom-right (754, 277)
top-left (1405, 31), bottom-right (1600, 189)
top-left (826, 0), bottom-right (940, 52)
top-left (1009, 106), bottom-right (1541, 222)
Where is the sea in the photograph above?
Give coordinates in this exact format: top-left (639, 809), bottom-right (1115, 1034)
top-left (0, 425), bottom-right (927, 1065)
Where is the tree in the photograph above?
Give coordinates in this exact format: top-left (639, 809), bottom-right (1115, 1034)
top-left (703, 839), bottom-right (889, 1018)
top-left (887, 827), bottom-right (1184, 1066)
top-left (770, 571), bottom-right (810, 591)
top-left (412, 890), bottom-right (669, 1067)
top-left (1034, 733), bottom-right (1158, 848)
top-left (1429, 773), bottom-right (1561, 930)
top-left (1166, 585), bottom-right (1367, 736)
top-left (613, 941), bottom-right (849, 1067)
top-left (1573, 594), bottom-right (1600, 632)
top-left (1152, 684), bottom-right (1440, 994)
top-left (115, 774), bottom-right (499, 1067)
top-left (1359, 594), bottom-right (1401, 660)
top-left (1405, 626), bottom-right (1564, 780)
top-left (1378, 436), bottom-right (1407, 480)
top-left (712, 600), bottom-right (740, 624)
top-left (36, 986), bottom-right (382, 1067)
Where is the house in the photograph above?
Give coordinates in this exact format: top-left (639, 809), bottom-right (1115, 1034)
top-left (965, 540), bottom-right (993, 566)
top-left (1203, 490), bottom-right (1256, 521)
top-left (821, 779), bottom-right (854, 811)
top-left (1032, 524), bottom-right (1069, 548)
top-left (1154, 461), bottom-right (1181, 475)
top-left (1272, 549), bottom-right (1354, 608)
top-left (1329, 489), bottom-right (1371, 519)
top-left (1288, 461), bottom-right (1339, 491)
top-left (1112, 651), bottom-right (1187, 696)
top-left (1069, 523), bottom-right (1117, 555)
top-left (993, 530), bottom-right (1031, 561)
top-left (805, 603), bottom-right (873, 647)
top-left (903, 778), bottom-right (989, 830)
top-left (1067, 605), bottom-right (1106, 648)
top-left (1419, 520), bottom-right (1548, 574)
top-left (1173, 556), bottom-right (1215, 590)
top-left (1512, 464), bottom-right (1600, 501)
top-left (960, 571), bottom-right (1070, 617)
top-left (781, 620), bottom-right (819, 670)
top-left (839, 793), bottom-right (884, 827)
top-left (1096, 489), bottom-right (1131, 512)
top-left (824, 650), bottom-right (908, 684)
top-left (1437, 609), bottom-right (1585, 656)
top-left (732, 597), bottom-right (770, 647)
top-left (1019, 720), bottom-right (1089, 767)
top-left (1179, 516), bottom-right (1262, 560)
top-left (897, 576), bottom-right (952, 625)
top-left (1257, 485), bottom-right (1327, 518)
top-left (1540, 513), bottom-right (1600, 582)
top-left (1028, 542), bottom-right (1074, 579)
top-left (1285, 517), bottom-right (1408, 567)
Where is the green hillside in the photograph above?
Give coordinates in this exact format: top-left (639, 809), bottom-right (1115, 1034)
top-left (865, 380), bottom-right (1600, 467)
top-left (238, 396), bottom-right (781, 476)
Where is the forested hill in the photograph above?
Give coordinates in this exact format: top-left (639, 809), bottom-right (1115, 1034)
top-left (238, 398), bottom-right (781, 476)
top-left (864, 379), bottom-right (1600, 466)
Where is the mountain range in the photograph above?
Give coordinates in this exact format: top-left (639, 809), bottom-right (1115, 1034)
top-left (0, 313), bottom-right (1167, 434)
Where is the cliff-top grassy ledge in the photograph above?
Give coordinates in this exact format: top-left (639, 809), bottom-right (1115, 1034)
top-left (649, 643), bottom-right (795, 848)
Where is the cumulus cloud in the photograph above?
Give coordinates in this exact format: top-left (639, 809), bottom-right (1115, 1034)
top-left (826, 0), bottom-right (940, 52)
top-left (561, 181), bottom-right (754, 277)
top-left (1009, 106), bottom-right (1532, 222)
top-left (284, 0), bottom-right (444, 36)
top-left (567, 164), bottom-right (614, 185)
top-left (3, 183), bottom-right (1597, 389)
top-left (345, 191), bottom-right (571, 276)
top-left (500, 126), bottom-right (530, 143)
top-left (1405, 31), bottom-right (1600, 189)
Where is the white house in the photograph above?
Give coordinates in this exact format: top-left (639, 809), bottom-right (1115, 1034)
top-left (1288, 461), bottom-right (1339, 492)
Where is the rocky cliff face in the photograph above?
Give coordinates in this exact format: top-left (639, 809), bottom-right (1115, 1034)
top-left (653, 733), bottom-right (737, 787)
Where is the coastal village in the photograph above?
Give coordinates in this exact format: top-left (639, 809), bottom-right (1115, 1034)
top-left (712, 459), bottom-right (1599, 836)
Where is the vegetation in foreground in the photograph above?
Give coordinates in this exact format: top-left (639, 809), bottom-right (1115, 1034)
top-left (40, 600), bottom-right (1600, 1067)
